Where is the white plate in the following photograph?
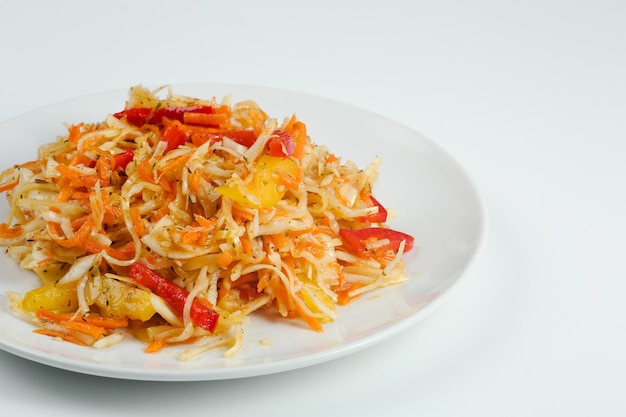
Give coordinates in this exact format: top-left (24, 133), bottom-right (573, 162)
top-left (0, 84), bottom-right (487, 381)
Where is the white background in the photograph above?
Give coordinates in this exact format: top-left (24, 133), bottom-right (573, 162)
top-left (1, 1), bottom-right (625, 415)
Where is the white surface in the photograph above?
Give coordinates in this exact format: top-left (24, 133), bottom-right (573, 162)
top-left (0, 84), bottom-right (486, 380)
top-left (0, 0), bottom-right (624, 414)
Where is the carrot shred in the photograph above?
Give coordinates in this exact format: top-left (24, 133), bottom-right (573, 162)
top-left (188, 171), bottom-right (202, 195)
top-left (183, 112), bottom-right (229, 127)
top-left (138, 159), bottom-right (156, 183)
top-left (160, 153), bottom-right (191, 175)
top-left (60, 320), bottom-right (107, 339)
top-left (68, 151), bottom-right (95, 167)
top-left (95, 153), bottom-right (114, 185)
top-left (275, 169), bottom-right (300, 190)
top-left (36, 309), bottom-right (128, 329)
top-left (0, 223), bottom-right (22, 239)
top-left (181, 230), bottom-right (202, 245)
top-left (240, 234), bottom-right (252, 255)
top-left (0, 181), bottom-right (18, 193)
top-left (294, 294), bottom-right (323, 332)
top-left (218, 251), bottom-right (234, 268)
top-left (130, 207), bottom-right (147, 237)
top-left (105, 241), bottom-right (137, 261)
top-left (55, 217), bottom-right (93, 248)
top-left (55, 177), bottom-right (72, 202)
top-left (193, 214), bottom-right (217, 229)
top-left (55, 163), bottom-right (83, 180)
top-left (145, 338), bottom-right (167, 353)
top-left (291, 121), bottom-right (307, 160)
top-left (336, 283), bottom-right (362, 305)
top-left (67, 124), bottom-right (83, 143)
top-left (33, 328), bottom-right (87, 346)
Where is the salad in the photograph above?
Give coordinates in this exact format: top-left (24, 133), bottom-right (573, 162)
top-left (0, 85), bottom-right (414, 359)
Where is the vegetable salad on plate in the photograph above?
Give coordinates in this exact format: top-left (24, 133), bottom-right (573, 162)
top-left (0, 85), bottom-right (414, 360)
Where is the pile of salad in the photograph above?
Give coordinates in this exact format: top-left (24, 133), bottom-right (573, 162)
top-left (0, 85), bottom-right (414, 359)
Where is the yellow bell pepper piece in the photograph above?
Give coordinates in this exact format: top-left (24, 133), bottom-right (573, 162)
top-left (216, 155), bottom-right (300, 208)
top-left (93, 277), bottom-right (156, 322)
top-left (22, 281), bottom-right (79, 314)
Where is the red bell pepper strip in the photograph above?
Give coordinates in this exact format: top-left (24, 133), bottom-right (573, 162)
top-left (267, 130), bottom-right (295, 157)
top-left (113, 108), bottom-right (152, 127)
top-left (129, 262), bottom-right (219, 333)
top-left (359, 196), bottom-right (388, 223)
top-left (113, 106), bottom-right (217, 127)
top-left (339, 227), bottom-right (414, 257)
top-left (113, 148), bottom-right (134, 170)
top-left (161, 124), bottom-right (188, 153)
top-left (219, 130), bottom-right (258, 148)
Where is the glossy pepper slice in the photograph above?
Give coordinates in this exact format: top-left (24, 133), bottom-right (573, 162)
top-left (112, 148), bottom-right (134, 170)
top-left (113, 108), bottom-right (152, 127)
top-left (113, 106), bottom-right (216, 127)
top-left (339, 227), bottom-right (414, 257)
top-left (267, 129), bottom-right (295, 157)
top-left (161, 123), bottom-right (188, 153)
top-left (128, 262), bottom-right (219, 333)
top-left (359, 196), bottom-right (388, 223)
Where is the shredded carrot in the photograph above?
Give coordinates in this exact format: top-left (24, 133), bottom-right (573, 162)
top-left (275, 169), bottom-right (300, 190)
top-left (67, 124), bottom-right (83, 143)
top-left (232, 205), bottom-right (255, 222)
top-left (102, 194), bottom-right (122, 225)
top-left (151, 195), bottom-right (174, 222)
top-left (55, 217), bottom-right (93, 248)
top-left (270, 232), bottom-right (289, 250)
top-left (160, 153), bottom-right (191, 175)
top-left (61, 320), bottom-right (107, 339)
top-left (193, 214), bottom-right (217, 229)
top-left (249, 108), bottom-right (266, 136)
top-left (68, 190), bottom-right (92, 201)
top-left (95, 153), bottom-right (114, 185)
top-left (230, 272), bottom-right (259, 288)
top-left (282, 114), bottom-right (297, 133)
top-left (145, 338), bottom-right (167, 353)
top-left (213, 104), bottom-right (232, 116)
top-left (294, 296), bottom-right (323, 332)
top-left (295, 238), bottom-right (326, 258)
top-left (138, 159), bottom-right (156, 183)
top-left (68, 151), bottom-right (95, 167)
top-left (188, 171), bottom-right (202, 195)
top-left (55, 163), bottom-right (84, 180)
top-left (70, 214), bottom-right (91, 229)
top-left (265, 274), bottom-right (294, 312)
top-left (183, 112), bottom-right (229, 127)
top-left (33, 328), bottom-right (87, 345)
top-left (291, 121), bottom-right (307, 160)
top-left (81, 315), bottom-right (128, 329)
top-left (182, 230), bottom-right (203, 246)
top-left (0, 223), bottom-right (22, 239)
top-left (336, 283), bottom-right (363, 305)
top-left (130, 207), bottom-right (147, 237)
top-left (218, 251), bottom-right (234, 268)
top-left (0, 181), bottom-right (18, 193)
top-left (158, 175), bottom-right (174, 194)
top-left (240, 234), bottom-right (252, 255)
top-left (36, 309), bottom-right (128, 329)
top-left (105, 241), bottom-right (137, 261)
top-left (55, 177), bottom-right (72, 202)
